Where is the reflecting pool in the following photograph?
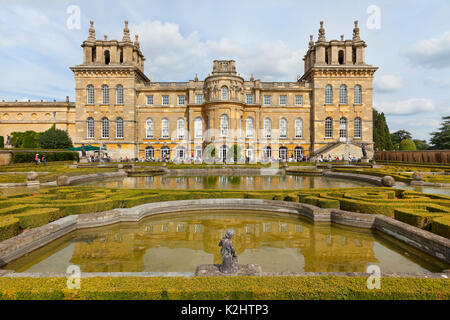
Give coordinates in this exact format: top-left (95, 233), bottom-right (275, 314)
top-left (83, 175), bottom-right (372, 190)
top-left (4, 210), bottom-right (448, 273)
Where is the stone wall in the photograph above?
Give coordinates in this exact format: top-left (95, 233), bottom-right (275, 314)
top-left (375, 150), bottom-right (450, 164)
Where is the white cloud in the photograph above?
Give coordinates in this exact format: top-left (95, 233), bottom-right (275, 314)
top-left (373, 75), bottom-right (404, 93)
top-left (375, 98), bottom-right (435, 115)
top-left (129, 20), bottom-right (303, 81)
top-left (402, 31), bottom-right (450, 68)
top-left (424, 77), bottom-right (450, 88)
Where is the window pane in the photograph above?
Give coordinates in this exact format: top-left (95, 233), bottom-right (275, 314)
top-left (146, 95), bottom-right (154, 105)
top-left (325, 118), bottom-right (333, 138)
top-left (146, 119), bottom-right (154, 138)
top-left (295, 95), bottom-right (303, 106)
top-left (279, 95), bottom-right (287, 106)
top-left (116, 118), bottom-right (123, 138)
top-left (116, 86), bottom-right (123, 105)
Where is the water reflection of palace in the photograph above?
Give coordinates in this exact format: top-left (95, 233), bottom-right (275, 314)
top-left (96, 175), bottom-right (369, 190)
top-left (69, 211), bottom-right (377, 273)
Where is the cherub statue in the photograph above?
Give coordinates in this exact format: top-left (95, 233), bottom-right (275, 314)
top-left (218, 229), bottom-right (238, 273)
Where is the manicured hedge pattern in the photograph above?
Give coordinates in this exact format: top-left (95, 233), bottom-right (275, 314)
top-left (0, 187), bottom-right (449, 241)
top-left (297, 187), bottom-right (450, 239)
top-left (0, 276), bottom-right (448, 300)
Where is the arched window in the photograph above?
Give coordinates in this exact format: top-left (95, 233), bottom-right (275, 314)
top-left (325, 85), bottom-right (333, 105)
top-left (161, 118), bottom-right (169, 139)
top-left (338, 50), bottom-right (344, 65)
top-left (354, 117), bottom-right (362, 139)
top-left (294, 146), bottom-right (304, 161)
top-left (220, 114), bottom-right (229, 137)
top-left (161, 146), bottom-right (170, 160)
top-left (177, 118), bottom-right (185, 139)
top-left (221, 86), bottom-right (228, 100)
top-left (116, 117), bottom-right (123, 138)
top-left (325, 117), bottom-right (333, 138)
top-left (102, 85), bottom-right (109, 105)
top-left (86, 117), bottom-right (94, 139)
top-left (279, 118), bottom-right (287, 138)
top-left (194, 117), bottom-right (203, 139)
top-left (87, 85), bottom-right (94, 105)
top-left (279, 146), bottom-right (288, 161)
top-left (246, 145), bottom-right (254, 160)
top-left (101, 117), bottom-right (109, 138)
top-left (264, 118), bottom-right (272, 139)
top-left (116, 85), bottom-right (123, 105)
top-left (263, 146), bottom-right (272, 159)
top-left (104, 50), bottom-right (110, 65)
top-left (146, 118), bottom-right (154, 138)
top-left (295, 118), bottom-right (303, 138)
top-left (194, 146), bottom-right (202, 160)
top-left (354, 85), bottom-right (362, 105)
top-left (340, 85), bottom-right (348, 104)
top-left (145, 146), bottom-right (154, 159)
top-left (246, 117), bottom-right (254, 138)
top-left (340, 117), bottom-right (347, 140)
top-left (220, 145), bottom-right (228, 162)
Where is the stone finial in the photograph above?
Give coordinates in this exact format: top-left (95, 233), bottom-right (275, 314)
top-left (250, 73), bottom-right (254, 81)
top-left (66, 96), bottom-right (69, 103)
top-left (340, 35), bottom-right (344, 41)
top-left (122, 21), bottom-right (131, 42)
top-left (308, 35), bottom-right (314, 48)
top-left (194, 73), bottom-right (198, 81)
top-left (104, 35), bottom-right (108, 41)
top-left (318, 21), bottom-right (326, 41)
top-left (88, 21), bottom-right (95, 41)
top-left (134, 34), bottom-right (140, 48)
top-left (353, 20), bottom-right (360, 40)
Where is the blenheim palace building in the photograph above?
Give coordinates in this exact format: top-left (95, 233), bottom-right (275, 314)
top-left (0, 21), bottom-right (377, 161)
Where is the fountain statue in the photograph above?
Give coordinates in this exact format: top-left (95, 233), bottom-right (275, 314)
top-left (218, 229), bottom-right (238, 273)
top-left (194, 229), bottom-right (261, 277)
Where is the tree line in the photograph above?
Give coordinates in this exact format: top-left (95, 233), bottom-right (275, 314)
top-left (373, 110), bottom-right (449, 151)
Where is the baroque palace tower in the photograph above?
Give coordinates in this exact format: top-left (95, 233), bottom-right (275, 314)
top-left (0, 21), bottom-right (377, 162)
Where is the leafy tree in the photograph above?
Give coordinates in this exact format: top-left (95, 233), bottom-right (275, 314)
top-left (38, 125), bottom-right (73, 149)
top-left (399, 139), bottom-right (417, 151)
top-left (10, 131), bottom-right (40, 148)
top-left (0, 136), bottom-right (4, 148)
top-left (373, 109), bottom-right (393, 151)
top-left (413, 139), bottom-right (430, 150)
top-left (391, 130), bottom-right (412, 146)
top-left (429, 116), bottom-right (450, 150)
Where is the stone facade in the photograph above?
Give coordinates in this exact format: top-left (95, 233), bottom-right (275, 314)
top-left (0, 21), bottom-right (377, 161)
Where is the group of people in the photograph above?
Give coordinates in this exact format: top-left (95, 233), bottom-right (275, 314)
top-left (34, 153), bottom-right (47, 165)
top-left (317, 154), bottom-right (361, 162)
top-left (87, 153), bottom-right (111, 163)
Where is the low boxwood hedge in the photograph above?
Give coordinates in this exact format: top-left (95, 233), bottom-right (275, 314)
top-left (11, 151), bottom-right (79, 163)
top-left (0, 276), bottom-right (448, 300)
top-left (0, 187), bottom-right (449, 241)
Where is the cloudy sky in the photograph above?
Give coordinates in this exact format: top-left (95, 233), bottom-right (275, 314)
top-left (0, 0), bottom-right (449, 141)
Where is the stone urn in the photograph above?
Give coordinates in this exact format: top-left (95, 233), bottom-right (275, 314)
top-left (57, 175), bottom-right (70, 186)
top-left (381, 175), bottom-right (395, 187)
top-left (412, 172), bottom-right (425, 181)
top-left (27, 171), bottom-right (38, 181)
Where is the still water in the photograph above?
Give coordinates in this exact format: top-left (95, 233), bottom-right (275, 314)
top-left (84, 175), bottom-right (372, 190)
top-left (4, 210), bottom-right (448, 273)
